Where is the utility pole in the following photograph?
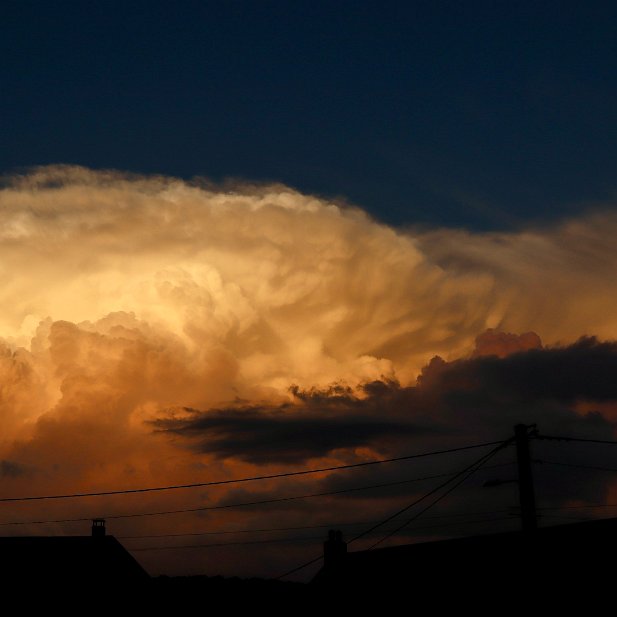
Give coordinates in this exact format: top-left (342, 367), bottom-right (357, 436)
top-left (514, 424), bottom-right (537, 532)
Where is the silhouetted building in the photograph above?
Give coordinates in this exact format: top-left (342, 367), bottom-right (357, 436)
top-left (313, 518), bottom-right (617, 601)
top-left (0, 519), bottom-right (148, 588)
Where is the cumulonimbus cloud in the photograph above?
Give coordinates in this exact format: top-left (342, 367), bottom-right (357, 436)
top-left (0, 166), bottom-right (616, 458)
top-left (0, 166), bottom-right (616, 577)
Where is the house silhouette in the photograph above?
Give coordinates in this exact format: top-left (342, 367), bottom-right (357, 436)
top-left (0, 519), bottom-right (148, 588)
top-left (313, 518), bottom-right (617, 602)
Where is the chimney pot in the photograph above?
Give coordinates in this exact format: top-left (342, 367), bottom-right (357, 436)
top-left (324, 529), bottom-right (347, 569)
top-left (92, 518), bottom-right (106, 537)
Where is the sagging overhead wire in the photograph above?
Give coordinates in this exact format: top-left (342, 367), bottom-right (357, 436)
top-left (0, 461), bottom-right (516, 528)
top-left (361, 438), bottom-right (511, 550)
top-left (276, 436), bottom-right (514, 579)
top-left (0, 440), bottom-right (504, 504)
top-left (129, 516), bottom-right (518, 552)
top-left (536, 434), bottom-right (617, 445)
top-left (536, 460), bottom-right (617, 473)
top-left (118, 506), bottom-right (514, 540)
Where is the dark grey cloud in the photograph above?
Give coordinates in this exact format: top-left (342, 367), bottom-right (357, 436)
top-left (424, 336), bottom-right (617, 404)
top-left (156, 337), bottom-right (617, 469)
top-left (157, 400), bottom-right (424, 464)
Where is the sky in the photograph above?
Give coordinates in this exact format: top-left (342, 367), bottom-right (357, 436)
top-left (1, 0), bottom-right (615, 228)
top-left (0, 1), bottom-right (616, 580)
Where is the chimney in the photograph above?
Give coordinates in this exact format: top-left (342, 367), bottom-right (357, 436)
top-left (323, 529), bottom-right (347, 570)
top-left (91, 518), bottom-right (106, 537)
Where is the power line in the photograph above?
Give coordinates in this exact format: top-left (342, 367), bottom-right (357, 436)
top-left (122, 522), bottom-right (376, 540)
top-left (129, 516), bottom-right (517, 552)
top-left (0, 440), bottom-right (504, 504)
top-left (538, 514), bottom-right (590, 522)
top-left (538, 503), bottom-right (617, 511)
top-left (536, 460), bottom-right (617, 473)
top-left (132, 535), bottom-right (325, 552)
top-left (0, 471), bottom-right (459, 527)
top-left (365, 440), bottom-right (506, 550)
top-left (366, 451), bottom-right (498, 549)
top-left (276, 437), bottom-right (513, 579)
top-left (536, 434), bottom-right (617, 445)
top-left (274, 554), bottom-right (324, 579)
top-left (350, 440), bottom-right (511, 547)
top-left (121, 522), bottom-right (375, 540)
top-left (119, 509), bottom-right (514, 540)
top-left (0, 464), bottom-right (514, 528)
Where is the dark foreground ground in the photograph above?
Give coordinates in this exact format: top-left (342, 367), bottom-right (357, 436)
top-left (10, 572), bottom-right (604, 615)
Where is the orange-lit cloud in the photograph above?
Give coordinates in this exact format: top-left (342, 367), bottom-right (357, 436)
top-left (1, 166), bottom-right (617, 578)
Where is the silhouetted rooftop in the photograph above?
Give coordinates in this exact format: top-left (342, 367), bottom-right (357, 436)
top-left (0, 535), bottom-right (148, 584)
top-left (313, 518), bottom-right (617, 597)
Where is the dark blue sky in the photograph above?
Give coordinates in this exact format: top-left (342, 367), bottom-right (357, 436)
top-left (1, 0), bottom-right (615, 229)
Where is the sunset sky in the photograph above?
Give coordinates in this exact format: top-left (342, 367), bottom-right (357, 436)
top-left (1, 1), bottom-right (616, 580)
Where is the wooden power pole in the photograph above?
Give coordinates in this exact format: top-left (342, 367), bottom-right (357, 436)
top-left (514, 424), bottom-right (537, 532)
